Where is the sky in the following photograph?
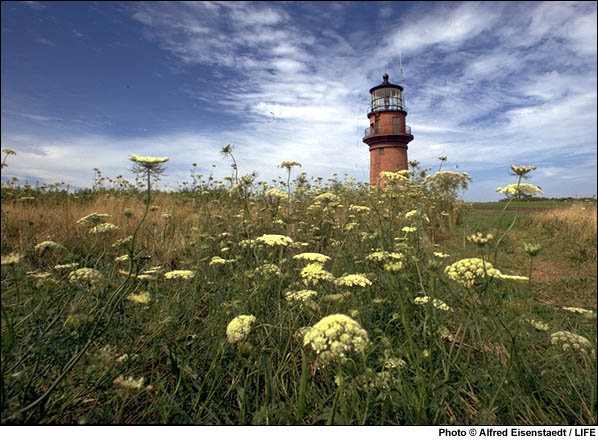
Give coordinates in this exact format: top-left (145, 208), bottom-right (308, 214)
top-left (1, 1), bottom-right (596, 201)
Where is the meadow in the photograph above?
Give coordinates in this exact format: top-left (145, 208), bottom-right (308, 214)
top-left (1, 151), bottom-right (596, 425)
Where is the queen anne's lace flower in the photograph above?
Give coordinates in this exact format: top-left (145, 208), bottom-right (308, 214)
top-left (293, 252), bottom-right (330, 263)
top-left (412, 296), bottom-right (452, 311)
top-left (127, 291), bottom-right (151, 304)
top-left (562, 306), bottom-right (595, 317)
top-left (164, 270), bottom-right (195, 280)
top-left (528, 319), bottom-right (550, 331)
top-left (1, 252), bottom-right (23, 265)
top-left (467, 232), bottom-right (493, 246)
top-left (54, 262), bottom-right (79, 270)
top-left (238, 239), bottom-right (255, 248)
top-left (89, 223), bottom-right (119, 234)
top-left (129, 154), bottom-right (168, 165)
top-left (510, 165), bottom-right (536, 176)
top-left (226, 315), bottom-right (256, 344)
top-left (303, 314), bottom-right (369, 363)
top-left (366, 251), bottom-right (404, 262)
top-left (334, 274), bottom-right (372, 288)
top-left (114, 375), bottom-right (145, 391)
top-left (313, 192), bottom-right (340, 205)
top-left (550, 331), bottom-right (592, 353)
top-left (444, 258), bottom-right (527, 288)
top-left (349, 205), bottom-right (371, 214)
top-left (68, 268), bottom-right (104, 286)
top-left (496, 183), bottom-right (543, 196)
top-left (267, 188), bottom-right (289, 199)
top-left (379, 170), bottom-right (410, 181)
top-left (523, 243), bottom-right (542, 257)
top-left (209, 256), bottom-right (235, 265)
top-left (255, 234), bottom-right (293, 247)
top-left (284, 289), bottom-right (317, 303)
top-left (384, 261), bottom-right (405, 272)
top-left (35, 241), bottom-right (64, 252)
top-left (115, 254), bottom-right (130, 264)
top-left (278, 161), bottom-right (302, 169)
top-left (248, 263), bottom-right (281, 278)
top-left (77, 212), bottom-right (111, 225)
top-left (300, 263), bottom-right (335, 285)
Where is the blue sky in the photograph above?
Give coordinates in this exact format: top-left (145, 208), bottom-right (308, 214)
top-left (1, 1), bottom-right (596, 201)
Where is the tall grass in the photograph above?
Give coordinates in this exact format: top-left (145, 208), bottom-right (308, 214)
top-left (1, 161), bottom-right (596, 425)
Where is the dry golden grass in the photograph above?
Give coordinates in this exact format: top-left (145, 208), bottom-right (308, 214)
top-left (1, 193), bottom-right (203, 266)
top-left (529, 203), bottom-right (597, 242)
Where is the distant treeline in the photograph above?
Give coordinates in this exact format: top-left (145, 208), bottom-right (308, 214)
top-left (498, 196), bottom-right (597, 203)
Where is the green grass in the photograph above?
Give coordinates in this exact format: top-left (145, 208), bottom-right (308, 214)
top-left (1, 175), bottom-right (596, 425)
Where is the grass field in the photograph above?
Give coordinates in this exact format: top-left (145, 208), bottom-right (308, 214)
top-left (1, 157), bottom-right (596, 425)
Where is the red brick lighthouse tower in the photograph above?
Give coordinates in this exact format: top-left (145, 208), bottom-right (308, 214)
top-left (363, 73), bottom-right (414, 186)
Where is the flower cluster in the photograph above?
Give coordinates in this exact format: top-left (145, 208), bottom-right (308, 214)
top-left (334, 274), bottom-right (372, 288)
top-left (129, 154), bottom-right (169, 165)
top-left (384, 261), bottom-right (404, 272)
top-left (284, 289), bottom-right (318, 306)
top-left (467, 232), bottom-right (493, 246)
top-left (112, 235), bottom-right (133, 248)
top-left (412, 296), bottom-right (452, 311)
top-left (247, 263), bottom-right (281, 279)
top-left (54, 262), bottom-right (79, 270)
top-left (366, 250), bottom-right (404, 262)
top-left (209, 256), bottom-right (235, 266)
top-left (383, 357), bottom-right (407, 370)
top-left (314, 192), bottom-right (340, 205)
top-left (127, 291), bottom-right (151, 304)
top-left (379, 170), bottom-right (410, 181)
top-left (266, 188), bottom-right (289, 200)
top-left (293, 252), bottom-right (330, 263)
top-left (164, 270), bottom-right (195, 280)
top-left (496, 183), bottom-right (543, 197)
top-left (402, 226), bottom-right (417, 233)
top-left (89, 223), bottom-right (119, 234)
top-left (550, 331), bottom-right (592, 353)
top-left (113, 375), bottom-right (146, 391)
top-left (77, 212), bottom-right (111, 226)
top-left (226, 315), bottom-right (256, 344)
top-left (303, 314), bottom-right (369, 363)
top-left (1, 252), bottom-right (23, 265)
top-left (278, 161), bottom-right (302, 169)
top-left (444, 258), bottom-right (501, 288)
top-left (300, 263), bottom-right (335, 285)
top-left (114, 254), bottom-right (130, 264)
top-left (523, 243), bottom-right (542, 257)
top-left (255, 234), bottom-right (293, 247)
top-left (510, 165), bottom-right (536, 177)
top-left (348, 205), bottom-right (371, 214)
top-left (35, 241), bottom-right (64, 252)
top-left (528, 319), bottom-right (550, 331)
top-left (562, 307), bottom-right (595, 318)
top-left (445, 258), bottom-right (529, 287)
top-left (68, 268), bottom-right (104, 287)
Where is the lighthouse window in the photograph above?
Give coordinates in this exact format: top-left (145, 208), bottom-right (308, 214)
top-left (379, 148), bottom-right (384, 155)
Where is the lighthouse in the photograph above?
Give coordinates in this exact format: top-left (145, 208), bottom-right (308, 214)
top-left (363, 73), bottom-right (414, 186)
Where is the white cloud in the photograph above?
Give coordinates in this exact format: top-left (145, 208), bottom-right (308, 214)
top-left (3, 2), bottom-right (596, 201)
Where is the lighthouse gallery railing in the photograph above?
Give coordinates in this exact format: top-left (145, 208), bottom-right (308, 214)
top-left (364, 125), bottom-right (411, 137)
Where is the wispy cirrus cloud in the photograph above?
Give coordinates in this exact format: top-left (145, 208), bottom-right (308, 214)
top-left (2, 1), bottom-right (596, 201)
